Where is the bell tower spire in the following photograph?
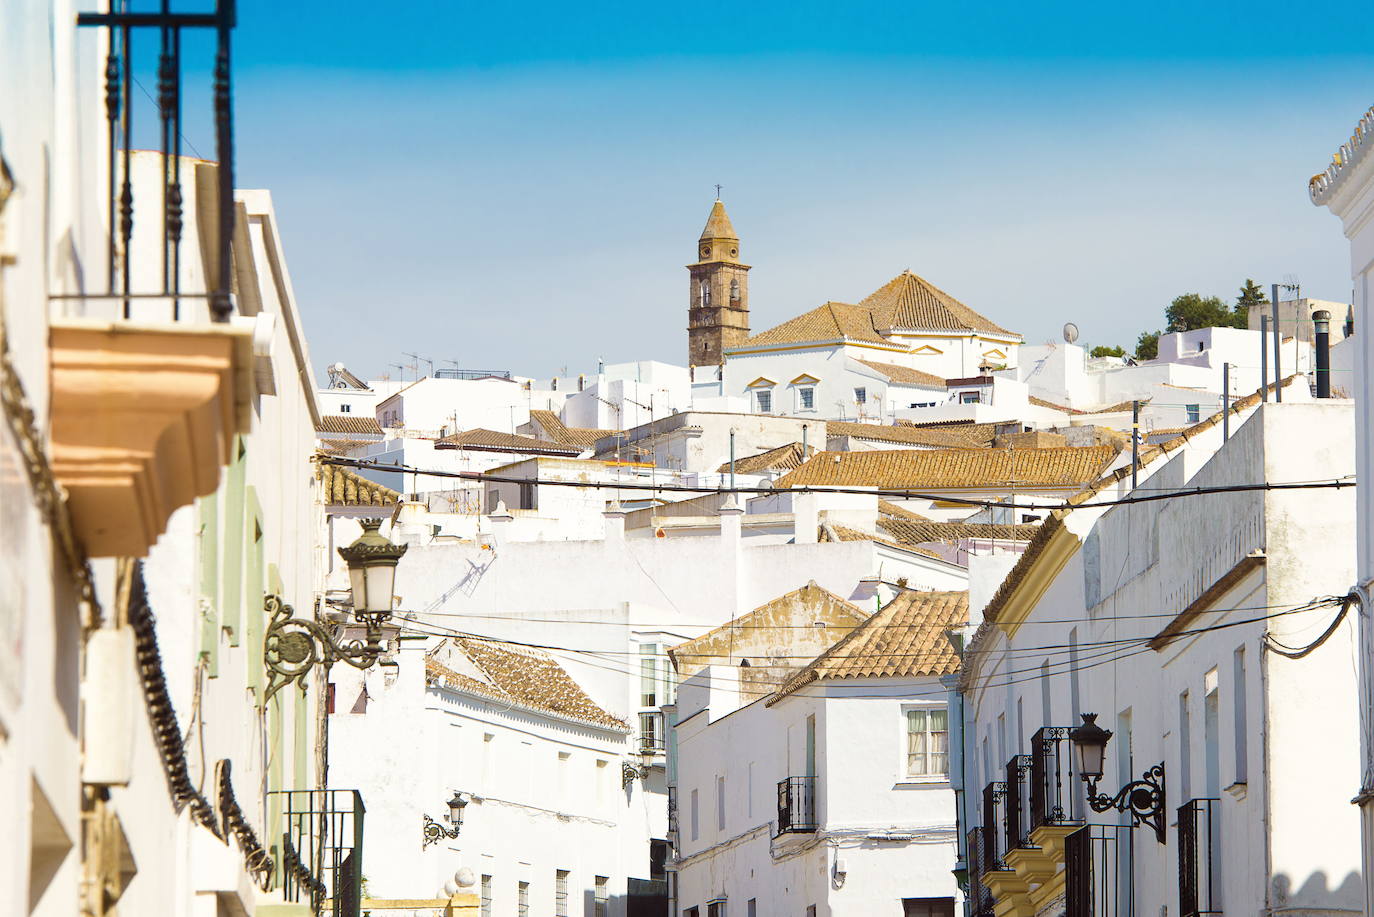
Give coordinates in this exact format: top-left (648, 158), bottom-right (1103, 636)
top-left (688, 197), bottom-right (751, 368)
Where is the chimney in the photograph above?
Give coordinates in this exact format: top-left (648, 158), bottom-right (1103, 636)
top-left (719, 494), bottom-right (744, 544)
top-left (603, 500), bottom-right (627, 542)
top-left (1313, 310), bottom-right (1332, 398)
top-left (489, 499), bottom-right (514, 546)
top-left (792, 491), bottom-right (818, 545)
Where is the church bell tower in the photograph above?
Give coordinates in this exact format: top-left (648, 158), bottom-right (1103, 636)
top-left (687, 198), bottom-right (751, 368)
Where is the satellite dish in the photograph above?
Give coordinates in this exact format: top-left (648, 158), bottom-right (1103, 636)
top-left (1063, 323), bottom-right (1080, 344)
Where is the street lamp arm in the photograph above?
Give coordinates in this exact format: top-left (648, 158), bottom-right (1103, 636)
top-left (263, 595), bottom-right (385, 703)
top-left (1085, 762), bottom-right (1166, 844)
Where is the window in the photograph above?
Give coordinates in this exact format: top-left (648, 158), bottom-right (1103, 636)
top-left (708, 903), bottom-right (727, 917)
top-left (700, 280), bottom-right (711, 308)
top-left (481, 875), bottom-right (492, 917)
top-left (747, 900), bottom-right (757, 917)
top-left (1204, 668), bottom-right (1220, 796)
top-left (690, 789), bottom-right (699, 840)
top-left (339, 403), bottom-right (351, 413)
top-left (640, 644), bottom-right (659, 706)
top-left (854, 386), bottom-right (867, 404)
top-left (755, 390), bottom-right (771, 413)
top-left (640, 711), bottom-right (664, 753)
top-left (799, 386), bottom-right (814, 410)
top-left (518, 481), bottom-right (535, 510)
top-left (960, 391), bottom-right (980, 404)
top-left (904, 897), bottom-right (956, 917)
top-left (716, 775), bottom-right (726, 830)
top-left (806, 906), bottom-right (817, 917)
top-left (1179, 691), bottom-right (1192, 802)
top-left (685, 909), bottom-right (700, 917)
top-left (1022, 513), bottom-right (1041, 523)
top-left (730, 278), bottom-right (741, 302)
top-left (906, 708), bottom-right (949, 777)
top-left (1186, 403), bottom-right (1200, 423)
top-left (518, 881), bottom-right (530, 917)
top-left (595, 877), bottom-right (609, 917)
top-left (555, 870), bottom-right (570, 917)
top-left (1233, 647), bottom-right (1248, 785)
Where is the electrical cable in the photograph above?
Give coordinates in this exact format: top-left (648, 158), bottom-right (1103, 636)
top-left (1263, 593), bottom-right (1355, 659)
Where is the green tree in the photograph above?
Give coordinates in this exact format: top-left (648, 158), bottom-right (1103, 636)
top-left (1165, 293), bottom-right (1241, 332)
top-left (1236, 278), bottom-right (1268, 311)
top-left (1090, 345), bottom-right (1126, 358)
top-left (1135, 329), bottom-right (1160, 361)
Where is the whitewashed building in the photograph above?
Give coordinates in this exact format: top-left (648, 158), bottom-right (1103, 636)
top-left (1310, 101), bottom-right (1374, 917)
top-left (671, 587), bottom-right (968, 917)
top-left (955, 392), bottom-right (1359, 917)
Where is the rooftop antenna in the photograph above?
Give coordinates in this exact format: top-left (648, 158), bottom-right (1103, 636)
top-left (388, 362), bottom-right (405, 383)
top-left (405, 352), bottom-right (433, 378)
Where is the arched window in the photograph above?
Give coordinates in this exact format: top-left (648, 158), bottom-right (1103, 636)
top-left (700, 280), bottom-right (711, 308)
top-left (730, 278), bottom-right (740, 302)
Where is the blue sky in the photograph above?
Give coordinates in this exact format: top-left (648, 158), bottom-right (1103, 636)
top-left (219, 1), bottom-right (1373, 381)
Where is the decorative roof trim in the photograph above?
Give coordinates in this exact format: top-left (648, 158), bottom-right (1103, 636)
top-left (1310, 105), bottom-right (1374, 205)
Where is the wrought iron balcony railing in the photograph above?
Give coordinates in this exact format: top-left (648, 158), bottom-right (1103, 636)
top-left (1178, 798), bottom-right (1221, 917)
top-left (1031, 726), bottom-right (1084, 831)
top-left (981, 781), bottom-right (1011, 870)
top-left (76, 1), bottom-right (238, 323)
top-left (269, 788), bottom-right (366, 917)
top-left (1066, 824), bottom-right (1131, 917)
top-left (777, 776), bottom-right (817, 834)
top-left (1005, 754), bottom-right (1035, 851)
top-left (639, 711), bottom-right (666, 754)
top-left (965, 827), bottom-right (997, 917)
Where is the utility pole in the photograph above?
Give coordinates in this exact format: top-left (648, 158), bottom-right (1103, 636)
top-left (1271, 284), bottom-right (1282, 402)
top-left (1260, 317), bottom-right (1269, 402)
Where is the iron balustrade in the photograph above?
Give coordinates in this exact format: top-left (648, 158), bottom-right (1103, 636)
top-left (965, 827), bottom-right (996, 917)
top-left (1030, 726), bottom-right (1082, 831)
top-left (1178, 799), bottom-right (1221, 917)
top-left (1066, 824), bottom-right (1132, 917)
top-left (777, 777), bottom-right (818, 834)
top-left (667, 785), bottom-right (679, 836)
top-left (76, 1), bottom-right (238, 323)
top-left (269, 788), bottom-right (365, 917)
top-left (981, 781), bottom-right (1011, 869)
top-left (1005, 755), bottom-right (1035, 851)
top-left (434, 368), bottom-right (513, 380)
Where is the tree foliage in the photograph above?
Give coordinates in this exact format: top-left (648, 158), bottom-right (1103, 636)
top-left (1165, 293), bottom-right (1247, 332)
top-left (1135, 330), bottom-right (1160, 361)
top-left (1236, 278), bottom-right (1268, 311)
top-left (1090, 345), bottom-right (1126, 358)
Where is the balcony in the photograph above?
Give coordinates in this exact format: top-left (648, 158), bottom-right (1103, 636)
top-left (1028, 726), bottom-right (1085, 857)
top-left (270, 788), bottom-right (365, 917)
top-left (1065, 824), bottom-right (1131, 917)
top-left (1179, 798), bottom-right (1221, 917)
top-left (977, 781), bottom-right (1030, 905)
top-left (965, 827), bottom-right (997, 917)
top-left (776, 777), bottom-right (817, 834)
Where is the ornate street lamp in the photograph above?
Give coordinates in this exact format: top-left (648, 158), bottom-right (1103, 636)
top-left (1069, 713), bottom-right (1166, 844)
top-left (263, 519), bottom-right (408, 702)
top-left (423, 792), bottom-right (468, 848)
top-left (622, 747), bottom-right (657, 789)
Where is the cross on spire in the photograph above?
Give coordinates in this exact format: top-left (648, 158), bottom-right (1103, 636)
top-left (714, 184), bottom-right (722, 201)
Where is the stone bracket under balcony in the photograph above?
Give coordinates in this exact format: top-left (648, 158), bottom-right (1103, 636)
top-left (49, 317), bottom-right (254, 557)
top-left (982, 869), bottom-right (1033, 917)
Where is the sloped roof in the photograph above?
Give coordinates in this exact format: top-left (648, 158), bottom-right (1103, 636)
top-left (700, 199), bottom-right (738, 240)
top-left (855, 359), bottom-right (947, 388)
top-left (775, 446), bottom-right (1118, 491)
top-left (877, 515), bottom-right (1041, 546)
top-left (818, 523), bottom-right (945, 559)
top-left (769, 589), bottom-right (968, 703)
top-left (436, 428), bottom-right (582, 455)
top-left (860, 270), bottom-right (1018, 337)
top-left (317, 415), bottom-right (384, 436)
top-left (426, 638), bottom-right (626, 730)
top-left (1029, 395), bottom-right (1083, 414)
top-left (827, 420), bottom-right (998, 449)
top-left (316, 461), bottom-right (399, 507)
top-left (667, 581), bottom-right (869, 673)
top-left (878, 500), bottom-right (933, 521)
top-left (716, 442), bottom-right (815, 474)
top-left (740, 301), bottom-right (891, 348)
top-left (527, 409), bottom-right (617, 449)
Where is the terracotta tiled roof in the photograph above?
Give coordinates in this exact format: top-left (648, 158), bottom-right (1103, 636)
top-left (1029, 396), bottom-right (1082, 414)
top-left (426, 639), bottom-right (627, 730)
top-left (827, 420), bottom-right (998, 449)
top-left (818, 523), bottom-right (945, 559)
top-left (775, 446), bottom-right (1118, 491)
top-left (855, 359), bottom-right (947, 388)
top-left (716, 442), bottom-right (815, 474)
top-left (740, 301), bottom-right (891, 348)
top-left (1082, 398), bottom-right (1148, 415)
top-left (527, 409), bottom-right (617, 449)
top-left (316, 461), bottom-right (399, 506)
top-left (436, 428), bottom-right (582, 455)
top-left (878, 500), bottom-right (932, 521)
top-left (316, 414), bottom-right (384, 436)
top-left (769, 589), bottom-right (968, 703)
top-left (878, 516), bottom-right (1040, 546)
top-left (317, 438), bottom-right (376, 455)
top-left (860, 270), bottom-right (1018, 337)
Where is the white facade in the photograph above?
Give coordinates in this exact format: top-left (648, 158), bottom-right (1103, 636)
top-left (722, 348), bottom-right (948, 422)
top-left (1311, 102), bottom-right (1374, 917)
top-left (376, 375), bottom-right (567, 436)
top-left (558, 360), bottom-right (692, 431)
top-left (958, 401), bottom-right (1359, 917)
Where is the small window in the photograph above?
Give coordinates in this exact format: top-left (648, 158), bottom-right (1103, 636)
top-left (685, 909), bottom-right (700, 917)
top-left (339, 403), bottom-right (352, 413)
top-left (708, 903), bottom-right (727, 917)
top-left (730, 278), bottom-right (741, 301)
top-left (747, 900), bottom-right (757, 917)
top-left (639, 711), bottom-right (663, 753)
top-left (906, 708), bottom-right (949, 777)
top-left (904, 897), bottom-right (956, 917)
top-left (640, 644), bottom-right (659, 706)
top-left (555, 870), bottom-right (570, 917)
top-left (853, 387), bottom-right (867, 404)
top-left (518, 882), bottom-right (530, 917)
top-left (700, 280), bottom-right (711, 308)
top-left (690, 789), bottom-right (699, 840)
top-left (518, 481), bottom-right (535, 510)
top-left (716, 775), bottom-right (726, 830)
top-left (480, 875), bottom-right (492, 917)
top-left (1186, 404), bottom-right (1200, 423)
top-left (960, 391), bottom-right (980, 404)
top-left (756, 390), bottom-right (772, 413)
top-left (1021, 514), bottom-right (1040, 523)
top-left (595, 877), bottom-right (609, 917)
top-left (800, 387), bottom-right (814, 410)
